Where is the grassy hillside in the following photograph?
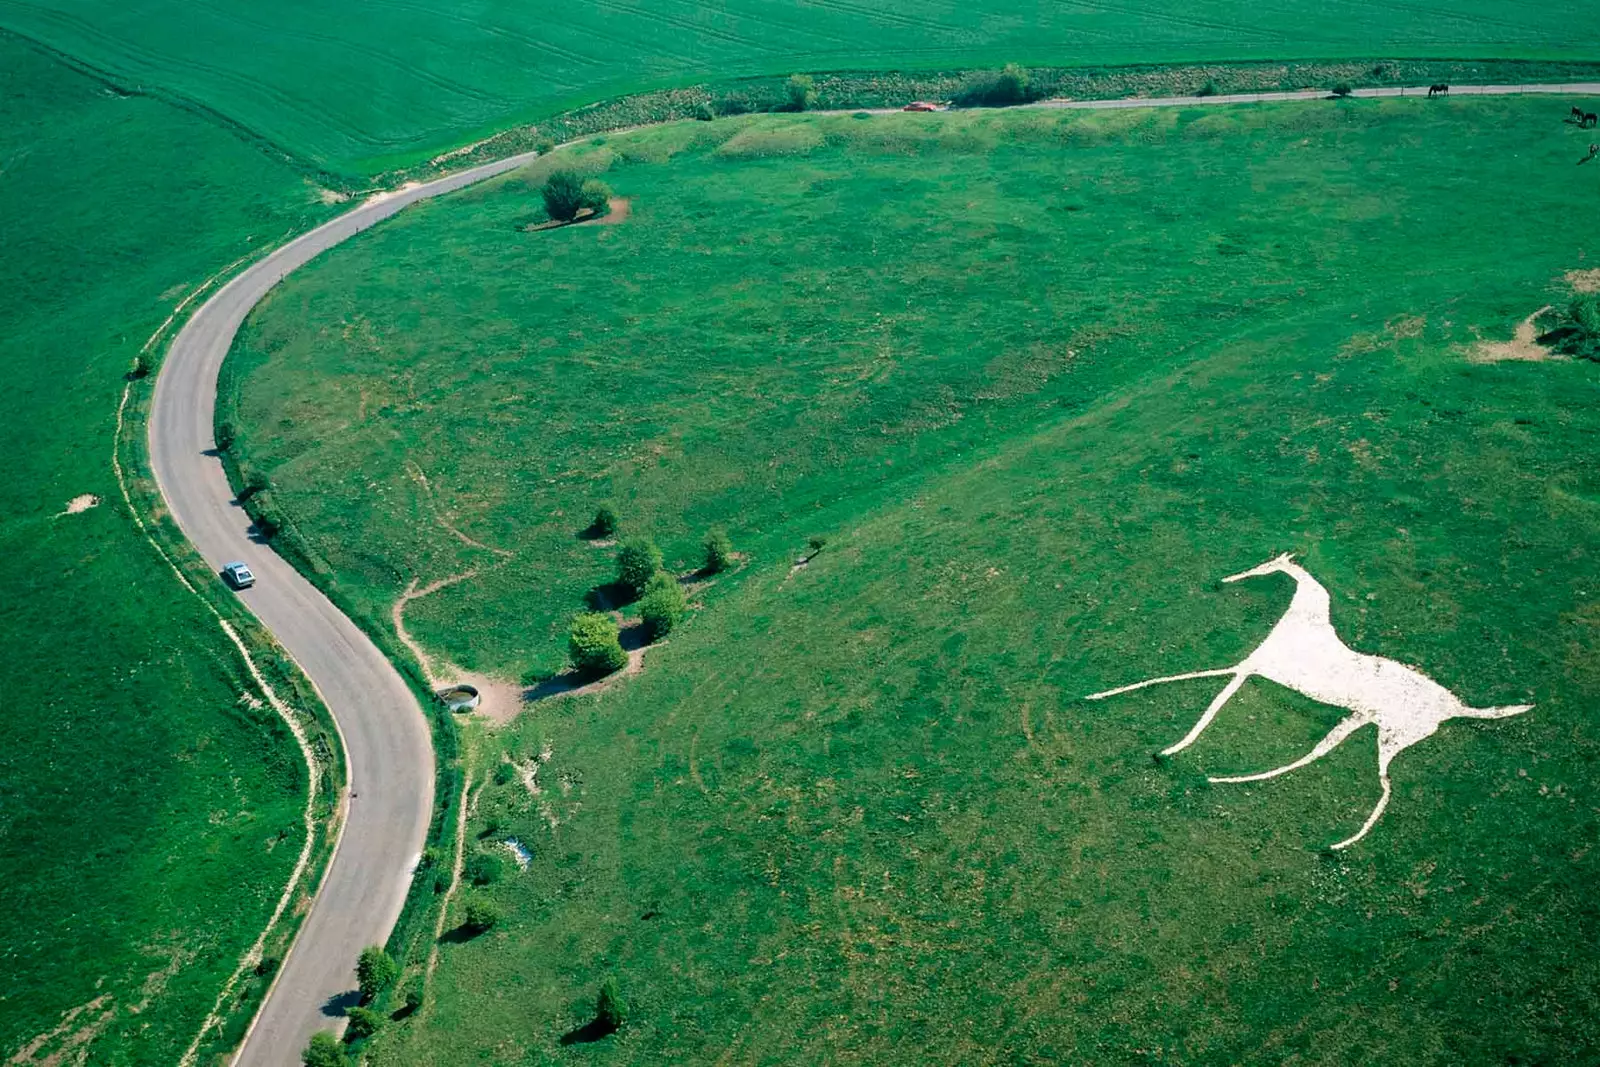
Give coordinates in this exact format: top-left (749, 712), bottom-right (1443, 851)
top-left (228, 97), bottom-right (1600, 681)
top-left (0, 0), bottom-right (1596, 171)
top-left (0, 36), bottom-right (337, 1063)
top-left (226, 101), bottom-right (1600, 1061)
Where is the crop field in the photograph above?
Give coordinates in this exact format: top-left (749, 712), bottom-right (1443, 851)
top-left (0, 36), bottom-right (339, 1064)
top-left (226, 100), bottom-right (1600, 1062)
top-left (1, 0), bottom-right (1597, 172)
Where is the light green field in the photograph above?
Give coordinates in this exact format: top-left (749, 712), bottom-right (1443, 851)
top-left (1, 1), bottom-right (1597, 171)
top-left (0, 36), bottom-right (339, 1064)
top-left (227, 101), bottom-right (1600, 1062)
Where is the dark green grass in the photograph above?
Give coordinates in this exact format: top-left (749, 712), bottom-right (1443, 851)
top-left (1, 0), bottom-right (1597, 171)
top-left (226, 100), bottom-right (1600, 1061)
top-left (0, 37), bottom-right (337, 1062)
top-left (229, 97), bottom-right (1600, 682)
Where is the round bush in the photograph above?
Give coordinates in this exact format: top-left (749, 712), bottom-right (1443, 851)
top-left (703, 528), bottom-right (733, 574)
top-left (569, 612), bottom-right (627, 676)
top-left (465, 851), bottom-right (504, 886)
top-left (463, 894), bottom-right (502, 932)
top-left (616, 538), bottom-right (664, 597)
top-left (637, 573), bottom-right (687, 640)
top-left (588, 504), bottom-right (619, 537)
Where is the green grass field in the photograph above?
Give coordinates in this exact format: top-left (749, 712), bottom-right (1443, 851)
top-left (1, 1), bottom-right (1597, 171)
top-left (226, 100), bottom-right (1600, 1062)
top-left (0, 36), bottom-right (339, 1063)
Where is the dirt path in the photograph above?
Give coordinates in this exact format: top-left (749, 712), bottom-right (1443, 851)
top-left (393, 573), bottom-right (523, 724)
top-left (1472, 305), bottom-right (1558, 362)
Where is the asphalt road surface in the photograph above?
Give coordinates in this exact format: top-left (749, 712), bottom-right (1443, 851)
top-left (144, 80), bottom-right (1596, 1065)
top-left (148, 149), bottom-right (539, 1066)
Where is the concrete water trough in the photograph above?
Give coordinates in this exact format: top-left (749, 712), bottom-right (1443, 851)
top-left (437, 684), bottom-right (481, 712)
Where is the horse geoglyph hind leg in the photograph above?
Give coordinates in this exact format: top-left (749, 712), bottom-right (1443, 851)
top-left (1085, 554), bottom-right (1532, 849)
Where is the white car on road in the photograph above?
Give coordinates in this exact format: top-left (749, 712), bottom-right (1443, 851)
top-left (222, 561), bottom-right (256, 589)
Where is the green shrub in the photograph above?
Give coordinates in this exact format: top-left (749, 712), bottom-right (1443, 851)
top-left (1197, 79), bottom-right (1220, 97)
top-left (694, 100), bottom-right (716, 121)
top-left (588, 503), bottom-right (619, 537)
top-left (403, 988), bottom-right (424, 1015)
top-left (595, 976), bottom-right (628, 1032)
top-left (463, 894), bottom-right (502, 932)
top-left (492, 761), bottom-right (515, 786)
top-left (356, 946), bottom-right (398, 1000)
top-left (579, 178), bottom-right (613, 217)
top-left (807, 535), bottom-right (828, 555)
top-left (637, 573), bottom-right (687, 640)
top-left (215, 421), bottom-right (236, 451)
top-left (569, 612), bottom-right (627, 675)
top-left (302, 1032), bottom-right (347, 1067)
top-left (534, 137), bottom-right (556, 155)
top-left (1568, 293), bottom-right (1600, 359)
top-left (417, 846), bottom-right (441, 870)
top-left (703, 527), bottom-right (733, 574)
top-left (542, 170), bottom-right (590, 221)
top-left (616, 537), bottom-right (664, 597)
top-left (1332, 83), bottom-right (1354, 97)
top-left (786, 73), bottom-right (817, 112)
top-left (954, 63), bottom-right (1032, 107)
top-left (129, 355), bottom-right (151, 380)
top-left (254, 955), bottom-right (279, 978)
top-left (344, 1006), bottom-right (381, 1041)
top-left (465, 851), bottom-right (504, 886)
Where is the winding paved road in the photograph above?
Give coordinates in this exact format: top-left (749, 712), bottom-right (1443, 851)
top-left (145, 80), bottom-right (1599, 1065)
top-left (149, 151), bottom-right (540, 1066)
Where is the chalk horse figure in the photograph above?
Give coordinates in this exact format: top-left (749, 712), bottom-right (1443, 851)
top-left (1086, 554), bottom-right (1531, 850)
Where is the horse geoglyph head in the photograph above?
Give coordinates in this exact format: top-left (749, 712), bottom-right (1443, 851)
top-left (1223, 552), bottom-right (1297, 584)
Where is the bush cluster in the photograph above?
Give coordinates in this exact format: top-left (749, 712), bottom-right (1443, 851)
top-left (301, 1032), bottom-right (347, 1067)
top-left (616, 537), bottom-right (664, 598)
top-left (703, 527), bottom-right (733, 574)
top-left (953, 63), bottom-right (1034, 107)
top-left (785, 73), bottom-right (817, 111)
top-left (356, 945), bottom-right (398, 1001)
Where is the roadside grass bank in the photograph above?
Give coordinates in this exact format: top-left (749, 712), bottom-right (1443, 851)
top-left (0, 35), bottom-right (344, 1064)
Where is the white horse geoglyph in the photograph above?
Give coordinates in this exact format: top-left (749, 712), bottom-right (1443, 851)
top-left (1087, 554), bottom-right (1531, 850)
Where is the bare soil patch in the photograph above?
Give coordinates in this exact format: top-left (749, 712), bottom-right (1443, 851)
top-left (58, 494), bottom-right (99, 516)
top-left (525, 198), bottom-right (631, 232)
top-left (1566, 268), bottom-right (1600, 293)
top-left (1470, 306), bottom-right (1561, 363)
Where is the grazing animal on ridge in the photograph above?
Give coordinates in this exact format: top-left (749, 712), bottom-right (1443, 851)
top-left (1084, 554), bottom-right (1532, 850)
top-left (1584, 112), bottom-right (1599, 129)
top-left (1428, 83), bottom-right (1449, 97)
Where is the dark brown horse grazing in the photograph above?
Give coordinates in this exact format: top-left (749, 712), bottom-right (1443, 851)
top-left (1585, 112), bottom-right (1600, 129)
top-left (1428, 83), bottom-right (1449, 97)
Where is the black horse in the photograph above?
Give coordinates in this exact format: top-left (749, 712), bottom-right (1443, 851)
top-left (1428, 83), bottom-right (1449, 97)
top-left (1585, 112), bottom-right (1600, 129)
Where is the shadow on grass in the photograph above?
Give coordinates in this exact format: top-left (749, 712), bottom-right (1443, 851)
top-left (585, 581), bottom-right (633, 611)
top-left (438, 922), bottom-right (490, 945)
top-left (559, 1020), bottom-right (616, 1046)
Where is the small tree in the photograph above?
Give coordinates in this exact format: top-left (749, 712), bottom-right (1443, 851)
top-left (129, 355), bottom-right (151, 380)
top-left (356, 946), bottom-right (398, 1001)
top-left (595, 976), bottom-right (628, 1033)
top-left (344, 1006), bottom-right (381, 1041)
top-left (955, 63), bottom-right (1031, 107)
top-left (703, 527), bottom-right (733, 574)
top-left (1332, 82), bottom-right (1353, 97)
top-left (694, 100), bottom-right (716, 121)
top-left (637, 573), bottom-right (687, 641)
top-left (588, 504), bottom-right (619, 538)
top-left (786, 73), bottom-right (817, 112)
top-left (1197, 78), bottom-right (1220, 97)
top-left (579, 178), bottom-right (613, 218)
top-left (542, 170), bottom-right (588, 221)
top-left (465, 851), bottom-right (504, 886)
top-left (403, 988), bottom-right (424, 1016)
top-left (302, 1032), bottom-right (347, 1067)
top-left (215, 421), bottom-right (236, 452)
top-left (569, 612), bottom-right (627, 675)
top-left (463, 894), bottom-right (503, 932)
top-left (535, 137), bottom-right (556, 155)
top-left (616, 538), bottom-right (664, 598)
